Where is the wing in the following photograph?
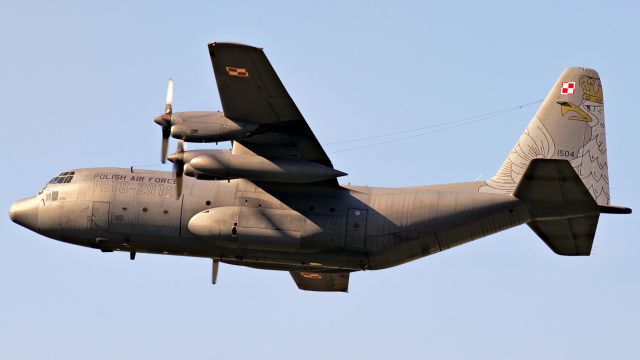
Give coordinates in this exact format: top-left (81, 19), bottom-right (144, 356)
top-left (290, 271), bottom-right (350, 292)
top-left (208, 42), bottom-right (335, 169)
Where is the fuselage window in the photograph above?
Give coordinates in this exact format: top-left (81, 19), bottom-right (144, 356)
top-left (51, 191), bottom-right (58, 201)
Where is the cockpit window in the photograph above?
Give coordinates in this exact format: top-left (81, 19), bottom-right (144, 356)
top-left (48, 171), bottom-right (75, 185)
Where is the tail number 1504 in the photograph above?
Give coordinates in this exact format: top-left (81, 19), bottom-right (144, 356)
top-left (557, 150), bottom-right (576, 158)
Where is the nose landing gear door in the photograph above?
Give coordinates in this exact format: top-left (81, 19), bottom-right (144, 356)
top-left (346, 208), bottom-right (367, 249)
top-left (91, 201), bottom-right (110, 231)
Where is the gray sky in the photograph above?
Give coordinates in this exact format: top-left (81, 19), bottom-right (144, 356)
top-left (2, 1), bottom-right (638, 359)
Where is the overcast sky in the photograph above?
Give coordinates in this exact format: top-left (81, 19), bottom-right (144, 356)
top-left (2, 1), bottom-right (638, 359)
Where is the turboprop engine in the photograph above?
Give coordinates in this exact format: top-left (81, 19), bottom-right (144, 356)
top-left (153, 80), bottom-right (258, 162)
top-left (167, 111), bottom-right (258, 143)
top-left (168, 148), bottom-right (347, 183)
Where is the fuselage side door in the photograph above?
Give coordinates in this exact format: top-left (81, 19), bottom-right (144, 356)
top-left (92, 201), bottom-right (110, 231)
top-left (345, 208), bottom-right (367, 249)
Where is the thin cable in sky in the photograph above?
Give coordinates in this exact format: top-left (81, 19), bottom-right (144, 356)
top-left (329, 99), bottom-right (542, 153)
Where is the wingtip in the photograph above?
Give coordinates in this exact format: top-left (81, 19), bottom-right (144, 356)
top-left (208, 42), bottom-right (263, 50)
top-left (335, 169), bottom-right (348, 178)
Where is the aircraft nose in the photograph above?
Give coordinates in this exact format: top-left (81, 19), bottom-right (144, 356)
top-left (9, 196), bottom-right (39, 231)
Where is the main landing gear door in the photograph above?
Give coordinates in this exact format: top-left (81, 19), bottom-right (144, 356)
top-left (346, 208), bottom-right (367, 249)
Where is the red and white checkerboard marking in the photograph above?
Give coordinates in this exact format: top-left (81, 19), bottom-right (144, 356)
top-left (561, 82), bottom-right (575, 95)
top-left (226, 66), bottom-right (249, 77)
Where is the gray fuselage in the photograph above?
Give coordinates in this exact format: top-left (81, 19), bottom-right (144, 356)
top-left (20, 167), bottom-right (530, 272)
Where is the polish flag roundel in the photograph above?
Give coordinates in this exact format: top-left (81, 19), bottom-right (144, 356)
top-left (561, 82), bottom-right (576, 95)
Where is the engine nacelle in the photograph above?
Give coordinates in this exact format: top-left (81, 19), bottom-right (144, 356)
top-left (187, 150), bottom-right (347, 183)
top-left (183, 163), bottom-right (217, 181)
top-left (170, 111), bottom-right (258, 143)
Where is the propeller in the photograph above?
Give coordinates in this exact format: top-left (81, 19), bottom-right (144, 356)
top-left (154, 79), bottom-right (174, 163)
top-left (167, 140), bottom-right (184, 198)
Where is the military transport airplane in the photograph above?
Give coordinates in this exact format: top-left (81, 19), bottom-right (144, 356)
top-left (9, 42), bottom-right (631, 292)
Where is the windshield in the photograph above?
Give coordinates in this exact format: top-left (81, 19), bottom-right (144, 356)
top-left (47, 171), bottom-right (76, 185)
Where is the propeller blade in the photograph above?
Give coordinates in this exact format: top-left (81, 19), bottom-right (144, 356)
top-left (156, 79), bottom-right (174, 163)
top-left (175, 173), bottom-right (183, 199)
top-left (161, 135), bottom-right (169, 164)
top-left (176, 138), bottom-right (184, 154)
top-left (171, 140), bottom-right (184, 198)
top-left (164, 79), bottom-right (173, 115)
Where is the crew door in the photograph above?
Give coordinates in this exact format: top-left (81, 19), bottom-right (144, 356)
top-left (345, 208), bottom-right (367, 249)
top-left (91, 201), bottom-right (110, 231)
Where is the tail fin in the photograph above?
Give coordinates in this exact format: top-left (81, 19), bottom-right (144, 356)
top-left (480, 67), bottom-right (609, 205)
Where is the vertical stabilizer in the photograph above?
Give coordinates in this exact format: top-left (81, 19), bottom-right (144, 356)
top-left (480, 68), bottom-right (609, 205)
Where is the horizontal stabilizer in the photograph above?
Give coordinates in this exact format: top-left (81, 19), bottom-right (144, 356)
top-left (528, 215), bottom-right (599, 256)
top-left (290, 271), bottom-right (350, 292)
top-left (515, 159), bottom-right (602, 256)
top-left (513, 159), bottom-right (599, 220)
top-left (598, 205), bottom-right (632, 214)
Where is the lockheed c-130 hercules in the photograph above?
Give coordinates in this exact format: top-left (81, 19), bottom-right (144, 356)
top-left (9, 42), bottom-right (631, 292)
